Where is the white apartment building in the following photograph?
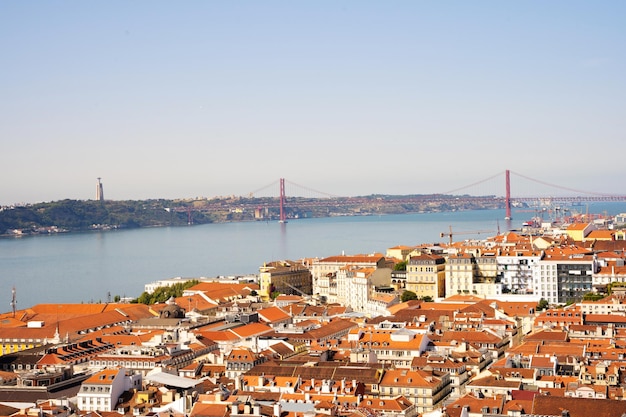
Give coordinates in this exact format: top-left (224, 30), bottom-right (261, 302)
top-left (445, 253), bottom-right (474, 297)
top-left (593, 261), bottom-right (626, 290)
top-left (444, 252), bottom-right (502, 298)
top-left (77, 368), bottom-right (142, 412)
top-left (334, 265), bottom-right (394, 315)
top-left (144, 277), bottom-right (206, 294)
top-left (311, 254), bottom-right (386, 303)
top-left (532, 250), bottom-right (596, 305)
top-left (497, 249), bottom-right (542, 294)
top-left (580, 294), bottom-right (626, 315)
top-left (336, 266), bottom-right (372, 312)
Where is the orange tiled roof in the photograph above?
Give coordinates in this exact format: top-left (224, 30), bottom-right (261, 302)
top-left (228, 322), bottom-right (273, 338)
top-left (227, 347), bottom-right (257, 362)
top-left (587, 230), bottom-right (615, 240)
top-left (257, 306), bottom-right (291, 323)
top-left (84, 369), bottom-right (119, 385)
top-left (195, 330), bottom-right (241, 342)
top-left (380, 369), bottom-right (443, 388)
top-left (358, 396), bottom-right (414, 412)
top-left (567, 223), bottom-right (591, 231)
top-left (442, 294), bottom-right (485, 303)
top-left (532, 395), bottom-right (626, 416)
top-left (317, 254), bottom-right (385, 263)
top-left (446, 393), bottom-right (506, 417)
top-left (189, 403), bottom-right (229, 417)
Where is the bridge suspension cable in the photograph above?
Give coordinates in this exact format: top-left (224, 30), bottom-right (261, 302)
top-left (284, 179), bottom-right (342, 198)
top-left (509, 171), bottom-right (619, 197)
top-left (248, 180), bottom-right (279, 197)
top-left (441, 171), bottom-right (504, 196)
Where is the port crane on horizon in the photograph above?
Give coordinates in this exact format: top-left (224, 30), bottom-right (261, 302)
top-left (440, 225), bottom-right (498, 245)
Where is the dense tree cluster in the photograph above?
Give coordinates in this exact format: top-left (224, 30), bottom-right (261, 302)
top-left (401, 290), bottom-right (418, 302)
top-left (133, 280), bottom-right (200, 305)
top-left (393, 260), bottom-right (407, 271)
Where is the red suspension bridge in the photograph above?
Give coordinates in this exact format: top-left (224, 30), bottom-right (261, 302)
top-left (181, 170), bottom-right (626, 223)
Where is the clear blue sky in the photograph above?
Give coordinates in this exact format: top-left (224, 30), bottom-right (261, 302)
top-left (1, 1), bottom-right (625, 205)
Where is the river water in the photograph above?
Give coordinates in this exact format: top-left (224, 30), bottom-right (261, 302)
top-left (1, 203), bottom-right (625, 309)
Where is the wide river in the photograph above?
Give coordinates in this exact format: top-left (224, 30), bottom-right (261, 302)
top-left (2, 203), bottom-right (625, 309)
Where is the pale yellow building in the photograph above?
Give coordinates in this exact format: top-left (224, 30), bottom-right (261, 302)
top-left (386, 245), bottom-right (416, 261)
top-left (565, 223), bottom-right (595, 242)
top-left (406, 253), bottom-right (445, 299)
top-left (259, 260), bottom-right (312, 300)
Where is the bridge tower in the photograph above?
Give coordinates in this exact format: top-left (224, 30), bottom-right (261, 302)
top-left (279, 178), bottom-right (287, 223)
top-left (505, 169), bottom-right (512, 220)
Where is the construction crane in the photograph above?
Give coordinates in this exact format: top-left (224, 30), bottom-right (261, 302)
top-left (284, 282), bottom-right (320, 305)
top-left (440, 225), bottom-right (496, 245)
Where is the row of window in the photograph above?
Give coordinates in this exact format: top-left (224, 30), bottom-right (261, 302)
top-left (90, 360), bottom-right (156, 368)
top-left (82, 385), bottom-right (111, 392)
top-left (409, 267), bottom-right (438, 272)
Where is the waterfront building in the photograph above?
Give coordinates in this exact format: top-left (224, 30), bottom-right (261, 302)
top-left (386, 245), bottom-right (418, 261)
top-left (144, 277), bottom-right (209, 295)
top-left (311, 253), bottom-right (386, 304)
top-left (406, 253), bottom-right (445, 299)
top-left (258, 260), bottom-right (312, 300)
top-left (565, 222), bottom-right (596, 242)
top-left (182, 282), bottom-right (259, 305)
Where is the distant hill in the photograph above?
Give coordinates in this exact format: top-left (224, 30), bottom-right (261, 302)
top-left (0, 199), bottom-right (213, 235)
